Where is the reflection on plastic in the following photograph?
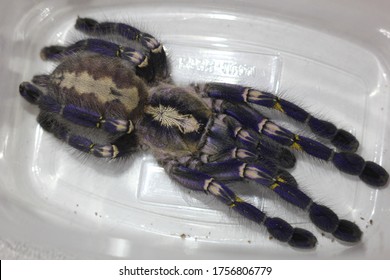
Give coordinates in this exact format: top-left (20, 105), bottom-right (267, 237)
top-left (170, 45), bottom-right (281, 90)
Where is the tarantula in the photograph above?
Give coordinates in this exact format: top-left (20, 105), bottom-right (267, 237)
top-left (19, 17), bottom-right (388, 249)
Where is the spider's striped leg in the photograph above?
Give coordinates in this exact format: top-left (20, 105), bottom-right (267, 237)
top-left (169, 164), bottom-right (317, 249)
top-left (36, 111), bottom-right (136, 158)
top-left (202, 146), bottom-right (298, 188)
top-left (219, 114), bottom-right (296, 169)
top-left (19, 82), bottom-right (134, 135)
top-left (202, 83), bottom-right (359, 152)
top-left (40, 39), bottom-right (154, 81)
top-left (198, 159), bottom-right (362, 243)
top-left (202, 115), bottom-right (296, 169)
top-left (75, 17), bottom-right (168, 79)
top-left (215, 101), bottom-right (388, 187)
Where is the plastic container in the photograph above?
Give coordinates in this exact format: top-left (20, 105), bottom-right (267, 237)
top-left (1, 0), bottom-right (389, 259)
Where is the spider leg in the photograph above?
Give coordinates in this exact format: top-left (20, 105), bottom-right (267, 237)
top-left (169, 164), bottom-right (317, 249)
top-left (75, 17), bottom-right (168, 80)
top-left (202, 115), bottom-right (296, 169)
top-left (40, 39), bottom-right (154, 82)
top-left (19, 82), bottom-right (134, 135)
top-left (36, 111), bottom-right (136, 158)
top-left (198, 159), bottom-right (362, 243)
top-left (202, 145), bottom-right (298, 188)
top-left (211, 100), bottom-right (388, 187)
top-left (202, 83), bottom-right (359, 152)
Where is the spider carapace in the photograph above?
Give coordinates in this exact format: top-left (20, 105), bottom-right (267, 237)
top-left (19, 17), bottom-right (389, 249)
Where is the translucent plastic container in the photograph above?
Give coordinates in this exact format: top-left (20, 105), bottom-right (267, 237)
top-left (1, 0), bottom-right (389, 259)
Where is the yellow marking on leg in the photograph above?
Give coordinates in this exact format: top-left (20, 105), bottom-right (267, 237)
top-left (277, 177), bottom-right (286, 183)
top-left (89, 143), bottom-right (95, 153)
top-left (270, 176), bottom-right (286, 190)
top-left (270, 182), bottom-right (279, 190)
top-left (96, 116), bottom-right (104, 128)
top-left (273, 101), bottom-right (285, 113)
top-left (229, 196), bottom-right (244, 208)
top-left (291, 135), bottom-right (303, 151)
top-left (291, 142), bottom-right (302, 150)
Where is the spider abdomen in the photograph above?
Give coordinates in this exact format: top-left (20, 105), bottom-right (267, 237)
top-left (49, 54), bottom-right (148, 121)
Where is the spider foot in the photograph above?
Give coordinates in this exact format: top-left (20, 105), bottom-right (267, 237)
top-left (360, 161), bottom-right (389, 187)
top-left (19, 82), bottom-right (42, 104)
top-left (309, 203), bottom-right (362, 243)
top-left (264, 217), bottom-right (317, 249)
top-left (288, 228), bottom-right (318, 249)
top-left (332, 153), bottom-right (389, 187)
top-left (40, 45), bottom-right (67, 60)
top-left (331, 129), bottom-right (359, 153)
top-left (75, 17), bottom-right (100, 33)
top-left (333, 220), bottom-right (362, 243)
top-left (309, 203), bottom-right (339, 233)
top-left (231, 198), bottom-right (317, 249)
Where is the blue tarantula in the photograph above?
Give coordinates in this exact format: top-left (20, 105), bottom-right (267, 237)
top-left (19, 17), bottom-right (388, 249)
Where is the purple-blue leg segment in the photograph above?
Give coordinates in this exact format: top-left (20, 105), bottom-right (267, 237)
top-left (220, 115), bottom-right (296, 169)
top-left (215, 101), bottom-right (388, 187)
top-left (170, 164), bottom-right (317, 248)
top-left (75, 17), bottom-right (162, 54)
top-left (203, 121), bottom-right (296, 180)
top-left (202, 114), bottom-right (296, 169)
top-left (19, 82), bottom-right (133, 135)
top-left (40, 39), bottom-right (155, 82)
top-left (36, 112), bottom-right (120, 158)
top-left (203, 82), bottom-right (359, 152)
top-left (75, 17), bottom-right (168, 79)
top-left (18, 84), bottom-right (110, 157)
top-left (198, 159), bottom-right (362, 243)
top-left (202, 143), bottom-right (298, 187)
top-left (41, 39), bottom-right (147, 67)
top-left (201, 117), bottom-right (297, 183)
